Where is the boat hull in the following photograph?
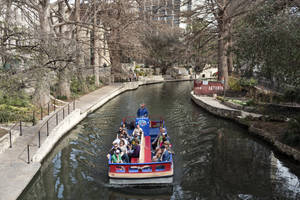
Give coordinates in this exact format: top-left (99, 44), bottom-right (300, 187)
top-left (109, 176), bottom-right (173, 185)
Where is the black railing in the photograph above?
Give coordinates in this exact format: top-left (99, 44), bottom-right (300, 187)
top-left (8, 98), bottom-right (77, 164)
top-left (8, 121), bottom-right (21, 148)
top-left (7, 98), bottom-right (58, 148)
top-left (25, 100), bottom-right (75, 164)
top-left (35, 101), bottom-right (75, 151)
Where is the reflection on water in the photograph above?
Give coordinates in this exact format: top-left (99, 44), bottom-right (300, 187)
top-left (20, 82), bottom-right (300, 200)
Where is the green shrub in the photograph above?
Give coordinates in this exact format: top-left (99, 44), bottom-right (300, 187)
top-left (56, 95), bottom-right (67, 100)
top-left (0, 94), bottom-right (31, 107)
top-left (245, 99), bottom-right (255, 106)
top-left (0, 104), bottom-right (32, 123)
top-left (239, 78), bottom-right (258, 87)
top-left (70, 77), bottom-right (81, 94)
top-left (228, 77), bottom-right (242, 91)
top-left (86, 76), bottom-right (95, 86)
top-left (216, 96), bottom-right (225, 102)
top-left (229, 99), bottom-right (247, 106)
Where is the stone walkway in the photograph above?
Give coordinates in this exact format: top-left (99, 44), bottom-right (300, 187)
top-left (196, 96), bottom-right (237, 110)
top-left (0, 83), bottom-right (124, 200)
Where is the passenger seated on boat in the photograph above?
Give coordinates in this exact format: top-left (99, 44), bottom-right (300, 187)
top-left (155, 132), bottom-right (170, 150)
top-left (111, 149), bottom-right (123, 163)
top-left (120, 135), bottom-right (129, 146)
top-left (128, 139), bottom-right (140, 163)
top-left (137, 103), bottom-right (148, 117)
top-left (161, 145), bottom-right (171, 162)
top-left (152, 148), bottom-right (163, 162)
top-left (119, 139), bottom-right (129, 163)
top-left (107, 142), bottom-right (121, 159)
top-left (122, 123), bottom-right (128, 133)
top-left (133, 124), bottom-right (143, 138)
top-left (152, 127), bottom-right (165, 149)
top-left (121, 129), bottom-right (129, 141)
top-left (163, 140), bottom-right (174, 154)
top-left (112, 133), bottom-right (122, 145)
top-left (128, 121), bottom-right (135, 130)
top-left (118, 126), bottom-right (123, 135)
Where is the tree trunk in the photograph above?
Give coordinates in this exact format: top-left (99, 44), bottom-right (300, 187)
top-left (33, 0), bottom-right (51, 106)
top-left (33, 77), bottom-right (50, 106)
top-left (220, 22), bottom-right (230, 90)
top-left (1, 0), bottom-right (12, 65)
top-left (57, 1), bottom-right (71, 98)
top-left (217, 3), bottom-right (229, 90)
top-left (75, 0), bottom-right (88, 93)
top-left (221, 41), bottom-right (229, 90)
top-left (58, 68), bottom-right (71, 98)
top-left (109, 28), bottom-right (122, 81)
top-left (217, 32), bottom-right (223, 81)
top-left (93, 2), bottom-right (100, 87)
top-left (227, 22), bottom-right (233, 76)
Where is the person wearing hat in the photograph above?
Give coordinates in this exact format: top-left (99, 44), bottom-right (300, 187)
top-left (137, 103), bottom-right (148, 117)
top-left (111, 149), bottom-right (123, 163)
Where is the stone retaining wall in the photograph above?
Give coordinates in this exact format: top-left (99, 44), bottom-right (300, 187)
top-left (249, 125), bottom-right (300, 161)
top-left (191, 92), bottom-right (242, 120)
top-left (191, 91), bottom-right (300, 162)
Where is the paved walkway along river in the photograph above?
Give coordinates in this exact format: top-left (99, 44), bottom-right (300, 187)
top-left (0, 83), bottom-right (124, 200)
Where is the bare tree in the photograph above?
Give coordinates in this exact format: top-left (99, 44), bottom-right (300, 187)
top-left (187, 0), bottom-right (262, 89)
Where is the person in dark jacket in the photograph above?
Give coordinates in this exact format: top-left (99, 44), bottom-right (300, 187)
top-left (128, 139), bottom-right (140, 162)
top-left (137, 103), bottom-right (148, 117)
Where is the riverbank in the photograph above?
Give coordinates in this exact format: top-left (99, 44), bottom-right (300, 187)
top-left (0, 78), bottom-right (192, 200)
top-left (190, 91), bottom-right (300, 162)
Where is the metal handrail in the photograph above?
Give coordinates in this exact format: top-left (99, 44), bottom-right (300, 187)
top-left (24, 100), bottom-right (75, 164)
top-left (8, 121), bottom-right (19, 148)
top-left (34, 101), bottom-right (75, 153)
top-left (37, 101), bottom-right (75, 142)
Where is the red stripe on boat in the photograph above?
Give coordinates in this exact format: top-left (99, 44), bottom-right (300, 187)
top-left (144, 136), bottom-right (152, 162)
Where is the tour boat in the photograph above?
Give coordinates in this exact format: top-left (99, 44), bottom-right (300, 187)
top-left (108, 117), bottom-right (174, 185)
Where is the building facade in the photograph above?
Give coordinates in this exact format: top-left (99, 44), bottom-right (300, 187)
top-left (141, 0), bottom-right (181, 27)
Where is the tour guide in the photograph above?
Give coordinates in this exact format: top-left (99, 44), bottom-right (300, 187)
top-left (137, 103), bottom-right (148, 117)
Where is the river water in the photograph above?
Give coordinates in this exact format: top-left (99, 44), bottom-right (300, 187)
top-left (20, 82), bottom-right (300, 200)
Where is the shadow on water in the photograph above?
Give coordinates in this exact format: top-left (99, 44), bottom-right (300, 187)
top-left (19, 82), bottom-right (300, 200)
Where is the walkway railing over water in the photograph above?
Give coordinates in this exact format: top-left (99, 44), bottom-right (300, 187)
top-left (8, 99), bottom-right (56, 149)
top-left (25, 100), bottom-right (76, 164)
top-left (4, 98), bottom-right (76, 164)
top-left (7, 98), bottom-right (74, 149)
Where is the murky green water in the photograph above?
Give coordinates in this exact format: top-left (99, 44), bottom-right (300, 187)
top-left (20, 82), bottom-right (300, 200)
